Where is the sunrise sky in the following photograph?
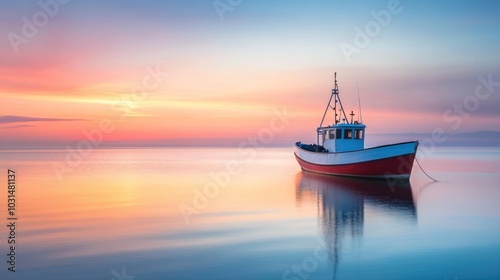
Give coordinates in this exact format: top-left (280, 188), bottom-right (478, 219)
top-left (1, 0), bottom-right (499, 148)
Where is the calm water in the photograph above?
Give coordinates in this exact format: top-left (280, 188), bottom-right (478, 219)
top-left (0, 147), bottom-right (499, 279)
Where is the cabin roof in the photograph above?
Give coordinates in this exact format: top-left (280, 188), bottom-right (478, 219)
top-left (317, 123), bottom-right (366, 131)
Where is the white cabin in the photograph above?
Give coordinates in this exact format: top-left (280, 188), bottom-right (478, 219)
top-left (317, 123), bottom-right (366, 152)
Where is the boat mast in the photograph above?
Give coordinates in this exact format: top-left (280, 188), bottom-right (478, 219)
top-left (317, 73), bottom-right (350, 146)
top-left (319, 73), bottom-right (345, 127)
top-left (333, 73), bottom-right (349, 124)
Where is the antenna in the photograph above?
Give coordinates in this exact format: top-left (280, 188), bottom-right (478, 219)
top-left (355, 73), bottom-right (363, 124)
top-left (334, 72), bottom-right (338, 124)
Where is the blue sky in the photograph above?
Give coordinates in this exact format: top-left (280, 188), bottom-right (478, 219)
top-left (0, 0), bottom-right (499, 147)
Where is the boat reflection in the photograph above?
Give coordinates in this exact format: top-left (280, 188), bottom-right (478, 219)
top-left (295, 172), bottom-right (417, 275)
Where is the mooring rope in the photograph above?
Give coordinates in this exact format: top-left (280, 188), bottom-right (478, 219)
top-left (415, 156), bottom-right (438, 182)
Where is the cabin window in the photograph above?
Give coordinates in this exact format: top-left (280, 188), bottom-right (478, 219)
top-left (354, 129), bottom-right (364, 139)
top-left (329, 130), bottom-right (335, 139)
top-left (344, 129), bottom-right (353, 139)
top-left (336, 129), bottom-right (342, 139)
top-left (324, 131), bottom-right (330, 140)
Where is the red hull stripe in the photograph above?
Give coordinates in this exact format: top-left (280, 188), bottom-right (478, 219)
top-left (295, 153), bottom-right (416, 178)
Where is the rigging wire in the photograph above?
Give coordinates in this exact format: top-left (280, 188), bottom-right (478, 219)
top-left (355, 72), bottom-right (363, 124)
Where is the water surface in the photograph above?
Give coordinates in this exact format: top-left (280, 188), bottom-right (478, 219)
top-left (0, 147), bottom-right (499, 279)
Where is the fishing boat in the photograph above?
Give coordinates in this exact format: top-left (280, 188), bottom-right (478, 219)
top-left (295, 73), bottom-right (419, 179)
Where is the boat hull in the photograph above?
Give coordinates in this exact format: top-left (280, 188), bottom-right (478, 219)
top-left (294, 141), bottom-right (419, 179)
